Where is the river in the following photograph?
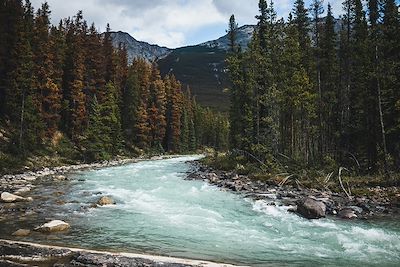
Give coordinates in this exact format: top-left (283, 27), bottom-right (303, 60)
top-left (1, 156), bottom-right (399, 266)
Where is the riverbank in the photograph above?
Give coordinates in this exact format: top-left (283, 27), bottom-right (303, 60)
top-left (1, 156), bottom-right (399, 266)
top-left (0, 155), bottom-right (180, 194)
top-left (187, 160), bottom-right (400, 220)
top-left (0, 239), bottom-right (241, 267)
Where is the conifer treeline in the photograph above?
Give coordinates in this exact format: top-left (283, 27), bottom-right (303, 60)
top-left (0, 0), bottom-right (228, 162)
top-left (228, 0), bottom-right (399, 173)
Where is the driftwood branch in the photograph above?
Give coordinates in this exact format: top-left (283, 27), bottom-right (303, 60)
top-left (278, 174), bottom-right (296, 187)
top-left (338, 167), bottom-right (352, 199)
top-left (323, 171), bottom-right (334, 189)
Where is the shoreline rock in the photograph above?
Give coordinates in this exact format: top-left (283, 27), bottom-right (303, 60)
top-left (12, 229), bottom-right (31, 237)
top-left (187, 161), bottom-right (400, 220)
top-left (34, 220), bottom-right (70, 233)
top-left (1, 192), bottom-right (32, 203)
top-left (296, 197), bottom-right (326, 219)
top-left (0, 239), bottom-right (240, 267)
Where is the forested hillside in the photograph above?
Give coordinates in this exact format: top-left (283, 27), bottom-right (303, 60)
top-left (0, 0), bottom-right (229, 172)
top-left (226, 0), bottom-right (399, 175)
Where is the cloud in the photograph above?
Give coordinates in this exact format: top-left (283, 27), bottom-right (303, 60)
top-left (31, 0), bottom-right (226, 48)
top-left (213, 0), bottom-right (258, 23)
top-left (29, 0), bottom-right (348, 48)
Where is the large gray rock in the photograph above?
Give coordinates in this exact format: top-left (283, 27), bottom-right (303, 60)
top-left (296, 197), bottom-right (326, 219)
top-left (34, 220), bottom-right (70, 232)
top-left (1, 192), bottom-right (32, 203)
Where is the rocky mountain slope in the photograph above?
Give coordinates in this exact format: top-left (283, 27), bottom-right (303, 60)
top-left (158, 25), bottom-right (255, 111)
top-left (109, 31), bottom-right (171, 63)
top-left (109, 26), bottom-right (255, 111)
top-left (199, 25), bottom-right (255, 51)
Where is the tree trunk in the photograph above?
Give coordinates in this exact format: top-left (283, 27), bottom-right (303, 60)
top-left (376, 45), bottom-right (389, 176)
top-left (19, 91), bottom-right (25, 151)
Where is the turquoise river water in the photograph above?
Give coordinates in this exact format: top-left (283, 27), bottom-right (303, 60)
top-left (1, 156), bottom-right (400, 266)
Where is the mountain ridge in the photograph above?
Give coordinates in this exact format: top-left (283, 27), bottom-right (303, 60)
top-left (109, 31), bottom-right (172, 63)
top-left (109, 25), bottom-right (255, 111)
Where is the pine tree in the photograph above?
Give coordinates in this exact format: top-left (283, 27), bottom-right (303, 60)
top-left (180, 107), bottom-right (190, 152)
top-left (381, 0), bottom-right (400, 167)
top-left (348, 0), bottom-right (377, 168)
top-left (164, 75), bottom-right (182, 152)
top-left (5, 0), bottom-right (44, 151)
top-left (293, 0), bottom-right (311, 69)
top-left (62, 11), bottom-right (87, 141)
top-left (33, 2), bottom-right (61, 138)
top-left (49, 22), bottom-right (66, 96)
top-left (226, 14), bottom-right (242, 149)
top-left (84, 23), bottom-right (105, 104)
top-left (115, 43), bottom-right (128, 96)
top-left (122, 65), bottom-right (141, 142)
top-left (83, 95), bottom-right (106, 161)
top-left (148, 66), bottom-right (166, 149)
top-left (99, 82), bottom-right (122, 154)
top-left (311, 0), bottom-right (324, 156)
top-left (320, 3), bottom-right (340, 157)
top-left (251, 0), bottom-right (280, 157)
top-left (134, 101), bottom-right (150, 149)
top-left (1, 0), bottom-right (24, 120)
top-left (103, 23), bottom-right (116, 84)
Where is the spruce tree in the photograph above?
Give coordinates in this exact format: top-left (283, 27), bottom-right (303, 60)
top-left (62, 11), bottom-right (87, 141)
top-left (226, 14), bottom-right (242, 149)
top-left (293, 0), bottom-right (311, 70)
top-left (381, 0), bottom-right (400, 167)
top-left (5, 0), bottom-right (44, 151)
top-left (320, 3), bottom-right (340, 157)
top-left (164, 75), bottom-right (182, 152)
top-left (122, 65), bottom-right (141, 142)
top-left (99, 82), bottom-right (122, 154)
top-left (33, 3), bottom-right (61, 138)
top-left (148, 66), bottom-right (166, 149)
top-left (83, 95), bottom-right (106, 161)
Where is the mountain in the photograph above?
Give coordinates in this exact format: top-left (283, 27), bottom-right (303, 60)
top-left (199, 25), bottom-right (255, 51)
top-left (110, 19), bottom-right (344, 112)
top-left (109, 31), bottom-right (172, 63)
top-left (109, 26), bottom-right (255, 111)
top-left (158, 45), bottom-right (229, 111)
top-left (158, 25), bottom-right (255, 111)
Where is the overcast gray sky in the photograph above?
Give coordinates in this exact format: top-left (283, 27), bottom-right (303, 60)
top-left (30, 0), bottom-right (344, 48)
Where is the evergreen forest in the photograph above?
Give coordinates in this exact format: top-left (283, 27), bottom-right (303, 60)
top-left (0, 0), bottom-right (229, 172)
top-left (226, 0), bottom-right (399, 177)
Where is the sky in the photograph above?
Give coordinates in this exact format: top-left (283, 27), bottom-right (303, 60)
top-left (30, 0), bottom-right (348, 48)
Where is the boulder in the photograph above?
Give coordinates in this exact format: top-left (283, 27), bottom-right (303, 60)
top-left (97, 196), bottom-right (115, 206)
top-left (14, 186), bottom-right (32, 195)
top-left (1, 192), bottom-right (32, 203)
top-left (12, 229), bottom-right (31, 237)
top-left (338, 208), bottom-right (357, 219)
top-left (54, 175), bottom-right (67, 181)
top-left (35, 220), bottom-right (70, 232)
top-left (296, 197), bottom-right (326, 219)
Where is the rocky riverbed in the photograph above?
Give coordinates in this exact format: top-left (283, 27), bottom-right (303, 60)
top-left (186, 161), bottom-right (400, 220)
top-left (0, 158), bottom-right (143, 194)
top-left (0, 155), bottom-right (183, 195)
top-left (0, 240), bottom-right (239, 267)
top-left (0, 155), bottom-right (177, 239)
